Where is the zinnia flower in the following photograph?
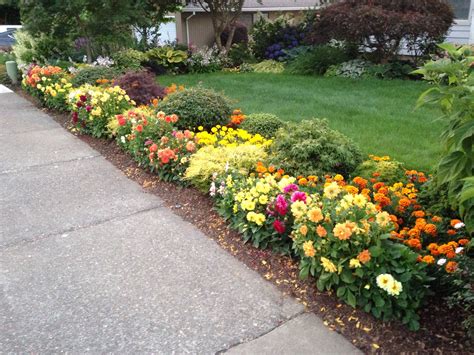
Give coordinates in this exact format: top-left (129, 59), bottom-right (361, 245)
top-left (273, 220), bottom-right (285, 234)
top-left (349, 259), bottom-right (361, 268)
top-left (283, 184), bottom-right (299, 194)
top-left (308, 208), bottom-right (323, 223)
top-left (303, 241), bottom-right (316, 257)
top-left (275, 195), bottom-right (288, 216)
top-left (357, 249), bottom-right (371, 264)
top-left (376, 274), bottom-right (394, 290)
top-left (321, 257), bottom-right (337, 273)
top-left (316, 225), bottom-right (327, 237)
top-left (333, 223), bottom-right (352, 240)
top-left (291, 191), bottom-right (307, 203)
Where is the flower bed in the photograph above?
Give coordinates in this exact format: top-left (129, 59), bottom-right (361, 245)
top-left (20, 63), bottom-right (472, 339)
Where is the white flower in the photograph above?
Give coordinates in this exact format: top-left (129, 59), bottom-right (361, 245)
top-left (209, 182), bottom-right (216, 197)
top-left (225, 161), bottom-right (229, 172)
top-left (120, 136), bottom-right (126, 144)
top-left (454, 222), bottom-right (465, 229)
top-left (455, 247), bottom-right (464, 254)
top-left (437, 258), bottom-right (447, 266)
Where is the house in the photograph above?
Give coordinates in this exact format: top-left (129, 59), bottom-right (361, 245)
top-left (172, 0), bottom-right (474, 48)
top-left (175, 0), bottom-right (320, 47)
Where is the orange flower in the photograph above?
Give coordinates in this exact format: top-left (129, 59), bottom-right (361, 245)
top-left (438, 244), bottom-right (453, 255)
top-left (399, 198), bottom-right (411, 208)
top-left (373, 182), bottom-right (385, 191)
top-left (450, 219), bottom-right (462, 228)
top-left (458, 239), bottom-right (469, 246)
top-left (298, 177), bottom-right (308, 186)
top-left (308, 208), bottom-right (323, 223)
top-left (431, 216), bottom-right (442, 223)
top-left (445, 261), bottom-right (458, 273)
top-left (333, 223), bottom-right (352, 240)
top-left (268, 165), bottom-right (276, 173)
top-left (316, 225), bottom-right (327, 237)
top-left (353, 176), bottom-right (368, 189)
top-left (423, 223), bottom-right (437, 236)
top-left (299, 225), bottom-right (308, 236)
top-left (406, 238), bottom-right (422, 250)
top-left (255, 162), bottom-right (267, 174)
top-left (344, 185), bottom-right (359, 195)
top-left (422, 255), bottom-right (435, 264)
top-left (408, 228), bottom-right (421, 239)
top-left (357, 249), bottom-right (371, 264)
top-left (412, 210), bottom-right (425, 218)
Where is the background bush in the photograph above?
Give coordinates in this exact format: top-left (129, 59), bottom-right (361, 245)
top-left (250, 60), bottom-right (284, 73)
top-left (114, 71), bottom-right (166, 105)
top-left (158, 87), bottom-right (233, 130)
top-left (240, 113), bottom-right (286, 138)
top-left (71, 66), bottom-right (121, 86)
top-left (221, 22), bottom-right (249, 46)
top-left (308, 0), bottom-right (454, 63)
top-left (286, 45), bottom-right (351, 75)
top-left (0, 65), bottom-right (9, 84)
top-left (111, 49), bottom-right (146, 70)
top-left (353, 158), bottom-right (406, 185)
top-left (269, 119), bottom-right (363, 176)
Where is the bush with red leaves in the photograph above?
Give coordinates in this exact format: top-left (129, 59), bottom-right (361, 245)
top-left (307, 0), bottom-right (454, 63)
top-left (113, 71), bottom-right (166, 106)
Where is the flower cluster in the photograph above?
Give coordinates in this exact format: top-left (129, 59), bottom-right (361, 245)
top-left (230, 109), bottom-right (246, 126)
top-left (23, 65), bottom-right (63, 88)
top-left (67, 84), bottom-right (134, 137)
top-left (195, 125), bottom-right (272, 148)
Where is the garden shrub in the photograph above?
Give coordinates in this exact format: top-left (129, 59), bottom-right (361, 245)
top-left (250, 60), bottom-right (284, 74)
top-left (158, 87), bottom-right (233, 130)
top-left (187, 46), bottom-right (226, 73)
top-left (221, 22), bottom-right (248, 46)
top-left (367, 61), bottom-right (416, 80)
top-left (240, 113), bottom-right (285, 138)
top-left (269, 119), bottom-right (363, 177)
top-left (286, 45), bottom-right (350, 76)
top-left (71, 66), bottom-right (121, 86)
top-left (145, 46), bottom-right (187, 73)
top-left (250, 16), bottom-right (306, 61)
top-left (227, 43), bottom-right (254, 67)
top-left (325, 59), bottom-right (372, 79)
top-left (308, 0), bottom-right (454, 63)
top-left (0, 65), bottom-right (9, 84)
top-left (113, 70), bottom-right (166, 106)
top-left (12, 29), bottom-right (37, 65)
top-left (185, 144), bottom-right (267, 191)
top-left (353, 155), bottom-right (406, 185)
top-left (111, 49), bottom-right (146, 70)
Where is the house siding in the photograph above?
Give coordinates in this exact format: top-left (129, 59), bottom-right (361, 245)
top-left (446, 21), bottom-right (472, 44)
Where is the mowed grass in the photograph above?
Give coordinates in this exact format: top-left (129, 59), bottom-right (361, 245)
top-left (158, 72), bottom-right (442, 172)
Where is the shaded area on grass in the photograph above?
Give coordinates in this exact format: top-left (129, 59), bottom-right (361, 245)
top-left (158, 73), bottom-right (441, 172)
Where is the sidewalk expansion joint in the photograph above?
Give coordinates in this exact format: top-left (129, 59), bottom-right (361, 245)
top-left (0, 126), bottom-right (67, 137)
top-left (1, 203), bottom-right (165, 250)
top-left (216, 309), bottom-right (308, 354)
top-left (0, 154), bottom-right (102, 175)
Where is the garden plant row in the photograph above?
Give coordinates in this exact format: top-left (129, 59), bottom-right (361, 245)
top-left (21, 46), bottom-right (473, 336)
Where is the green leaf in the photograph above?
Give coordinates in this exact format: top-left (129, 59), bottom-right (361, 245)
top-left (437, 150), bottom-right (468, 184)
top-left (373, 294), bottom-right (385, 308)
top-left (340, 269), bottom-right (355, 284)
top-left (337, 286), bottom-right (346, 298)
top-left (346, 290), bottom-right (356, 308)
top-left (369, 246), bottom-right (382, 257)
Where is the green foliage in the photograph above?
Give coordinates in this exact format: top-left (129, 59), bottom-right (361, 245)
top-left (227, 43), bottom-right (254, 67)
top-left (250, 60), bottom-right (284, 73)
top-left (0, 52), bottom-right (15, 65)
top-left (354, 158), bottom-right (406, 185)
top-left (71, 66), bottom-right (121, 87)
top-left (285, 45), bottom-right (350, 76)
top-left (368, 61), bottom-right (416, 80)
top-left (415, 43), bottom-right (474, 232)
top-left (240, 113), bottom-right (286, 138)
top-left (0, 65), bottom-right (9, 84)
top-left (12, 29), bottom-right (37, 65)
top-left (158, 87), bottom-right (233, 130)
top-left (146, 46), bottom-right (187, 70)
top-left (269, 119), bottom-right (363, 177)
top-left (325, 59), bottom-right (371, 79)
top-left (185, 145), bottom-right (267, 191)
top-left (111, 49), bottom-right (146, 70)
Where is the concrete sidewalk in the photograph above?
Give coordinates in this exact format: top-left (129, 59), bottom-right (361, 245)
top-left (0, 91), bottom-right (361, 354)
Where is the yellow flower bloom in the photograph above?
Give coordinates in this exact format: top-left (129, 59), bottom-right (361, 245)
top-left (324, 182), bottom-right (341, 199)
top-left (303, 240), bottom-right (316, 257)
top-left (291, 200), bottom-right (307, 220)
top-left (321, 257), bottom-right (337, 273)
top-left (376, 211), bottom-right (391, 227)
top-left (349, 259), bottom-right (361, 268)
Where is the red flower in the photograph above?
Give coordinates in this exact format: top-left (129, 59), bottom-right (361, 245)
top-left (80, 95), bottom-right (87, 102)
top-left (117, 115), bottom-right (126, 126)
top-left (135, 124), bottom-right (143, 132)
top-left (72, 111), bottom-right (78, 123)
top-left (149, 143), bottom-right (158, 153)
top-left (273, 220), bottom-right (285, 234)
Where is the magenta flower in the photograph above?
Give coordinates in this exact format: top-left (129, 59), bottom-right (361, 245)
top-left (283, 184), bottom-right (299, 194)
top-left (275, 194), bottom-right (288, 216)
top-left (85, 105), bottom-right (92, 112)
top-left (291, 191), bottom-right (307, 203)
top-left (80, 95), bottom-right (87, 102)
top-left (273, 220), bottom-right (286, 234)
top-left (72, 111), bottom-right (78, 123)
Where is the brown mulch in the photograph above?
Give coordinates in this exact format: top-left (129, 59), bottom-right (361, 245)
top-left (16, 88), bottom-right (472, 354)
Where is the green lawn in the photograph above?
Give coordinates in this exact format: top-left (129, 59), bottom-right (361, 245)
top-left (158, 72), bottom-right (442, 172)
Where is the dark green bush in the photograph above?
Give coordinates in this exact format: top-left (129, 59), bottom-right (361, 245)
top-left (286, 45), bottom-right (350, 75)
top-left (240, 113), bottom-right (286, 138)
top-left (269, 119), bottom-right (363, 177)
top-left (71, 66), bottom-right (121, 86)
top-left (158, 87), bottom-right (233, 130)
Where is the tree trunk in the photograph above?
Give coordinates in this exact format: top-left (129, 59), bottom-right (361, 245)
top-left (225, 24), bottom-right (237, 52)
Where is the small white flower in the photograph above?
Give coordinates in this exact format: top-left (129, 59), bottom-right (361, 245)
top-left (120, 136), bottom-right (126, 144)
top-left (454, 222), bottom-right (465, 229)
top-left (209, 182), bottom-right (216, 197)
top-left (455, 247), bottom-right (464, 254)
top-left (437, 258), bottom-right (447, 266)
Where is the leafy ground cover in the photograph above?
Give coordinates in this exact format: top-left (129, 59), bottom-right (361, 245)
top-left (158, 73), bottom-right (441, 172)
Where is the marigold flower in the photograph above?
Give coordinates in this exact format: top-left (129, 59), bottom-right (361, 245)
top-left (445, 261), bottom-right (458, 273)
top-left (412, 210), bottom-right (425, 218)
top-left (431, 216), bottom-right (442, 223)
top-left (406, 238), bottom-right (422, 250)
top-left (450, 219), bottom-right (462, 228)
top-left (349, 258), bottom-right (361, 268)
top-left (353, 176), bottom-right (368, 189)
top-left (447, 229), bottom-right (457, 236)
top-left (357, 249), bottom-right (371, 264)
top-left (423, 223), bottom-right (437, 236)
top-left (399, 198), bottom-right (411, 208)
top-left (422, 255), bottom-right (435, 264)
top-left (458, 239), bottom-right (469, 246)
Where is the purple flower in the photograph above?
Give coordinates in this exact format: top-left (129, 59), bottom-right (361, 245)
top-left (291, 191), bottom-right (307, 203)
top-left (283, 184), bottom-right (299, 194)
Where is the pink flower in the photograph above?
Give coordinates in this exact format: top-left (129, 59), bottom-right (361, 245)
top-left (283, 184), bottom-right (299, 194)
top-left (72, 111), bottom-right (78, 123)
top-left (291, 191), bottom-right (307, 203)
top-left (85, 105), bottom-right (92, 112)
top-left (273, 220), bottom-right (286, 234)
top-left (275, 194), bottom-right (288, 216)
top-left (79, 95), bottom-right (87, 102)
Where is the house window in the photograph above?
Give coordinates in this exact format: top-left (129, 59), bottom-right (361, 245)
top-left (449, 0), bottom-right (471, 20)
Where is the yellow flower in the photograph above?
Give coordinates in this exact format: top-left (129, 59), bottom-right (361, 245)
top-left (307, 208), bottom-right (323, 223)
top-left (321, 257), bottom-right (337, 273)
top-left (198, 126), bottom-right (203, 131)
top-left (376, 274), bottom-right (394, 290)
top-left (303, 240), bottom-right (316, 257)
top-left (291, 201), bottom-right (307, 220)
top-left (376, 211), bottom-right (391, 227)
top-left (259, 194), bottom-right (268, 205)
top-left (353, 194), bottom-right (367, 208)
top-left (349, 259), bottom-right (361, 268)
top-left (387, 280), bottom-right (403, 296)
top-left (246, 212), bottom-right (266, 226)
top-left (324, 182), bottom-right (341, 199)
top-left (241, 199), bottom-right (255, 211)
